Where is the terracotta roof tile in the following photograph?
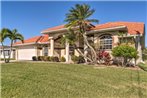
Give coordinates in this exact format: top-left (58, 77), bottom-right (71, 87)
top-left (13, 35), bottom-right (49, 45)
top-left (93, 22), bottom-right (144, 35)
top-left (42, 25), bottom-right (65, 33)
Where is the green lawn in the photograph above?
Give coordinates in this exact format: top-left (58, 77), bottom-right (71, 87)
top-left (1, 62), bottom-right (147, 98)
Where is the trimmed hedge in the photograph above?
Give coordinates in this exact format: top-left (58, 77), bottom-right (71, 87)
top-left (32, 56), bottom-right (37, 61)
top-left (33, 56), bottom-right (59, 62)
top-left (71, 55), bottom-right (85, 64)
top-left (60, 56), bottom-right (66, 62)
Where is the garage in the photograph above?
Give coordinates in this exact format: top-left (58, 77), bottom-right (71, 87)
top-left (17, 45), bottom-right (36, 60)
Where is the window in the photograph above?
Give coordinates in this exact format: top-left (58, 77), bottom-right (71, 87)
top-left (99, 34), bottom-right (112, 50)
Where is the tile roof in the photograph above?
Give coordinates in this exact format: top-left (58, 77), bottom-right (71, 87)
top-left (42, 25), bottom-right (65, 33)
top-left (13, 35), bottom-right (49, 45)
top-left (93, 22), bottom-right (144, 34)
top-left (41, 22), bottom-right (144, 35)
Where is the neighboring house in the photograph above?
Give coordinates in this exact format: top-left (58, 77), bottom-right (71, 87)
top-left (0, 45), bottom-right (15, 59)
top-left (13, 22), bottom-right (145, 63)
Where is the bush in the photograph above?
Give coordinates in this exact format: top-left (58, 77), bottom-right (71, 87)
top-left (78, 55), bottom-right (85, 63)
top-left (71, 55), bottom-right (85, 64)
top-left (47, 56), bottom-right (51, 61)
top-left (50, 56), bottom-right (59, 62)
top-left (32, 56), bottom-right (37, 61)
top-left (43, 56), bottom-right (49, 61)
top-left (60, 56), bottom-right (66, 62)
top-left (112, 45), bottom-right (138, 66)
top-left (97, 50), bottom-right (111, 65)
top-left (54, 56), bottom-right (59, 62)
top-left (50, 56), bottom-right (54, 62)
top-left (71, 55), bottom-right (79, 63)
top-left (38, 56), bottom-right (44, 61)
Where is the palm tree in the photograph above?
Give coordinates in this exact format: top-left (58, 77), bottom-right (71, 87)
top-left (6, 29), bottom-right (24, 63)
top-left (0, 28), bottom-right (9, 63)
top-left (64, 4), bottom-right (99, 64)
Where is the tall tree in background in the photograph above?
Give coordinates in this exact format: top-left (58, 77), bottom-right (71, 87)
top-left (64, 4), bottom-right (99, 64)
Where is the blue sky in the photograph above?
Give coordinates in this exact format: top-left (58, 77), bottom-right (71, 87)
top-left (1, 1), bottom-right (147, 46)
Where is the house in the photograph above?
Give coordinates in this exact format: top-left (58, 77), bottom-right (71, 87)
top-left (0, 45), bottom-right (15, 59)
top-left (13, 21), bottom-right (145, 63)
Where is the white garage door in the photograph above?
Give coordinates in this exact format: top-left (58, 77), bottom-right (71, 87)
top-left (18, 46), bottom-right (36, 60)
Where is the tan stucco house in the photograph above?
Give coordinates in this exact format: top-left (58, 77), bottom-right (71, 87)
top-left (13, 21), bottom-right (145, 63)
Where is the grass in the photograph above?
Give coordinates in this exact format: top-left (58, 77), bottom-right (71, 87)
top-left (138, 62), bottom-right (147, 72)
top-left (1, 62), bottom-right (147, 98)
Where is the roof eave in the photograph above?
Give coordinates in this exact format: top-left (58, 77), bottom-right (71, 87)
top-left (86, 26), bottom-right (127, 35)
top-left (41, 28), bottom-right (68, 34)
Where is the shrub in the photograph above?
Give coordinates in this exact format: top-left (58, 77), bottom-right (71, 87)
top-left (43, 56), bottom-right (48, 61)
top-left (71, 55), bottom-right (85, 64)
top-left (50, 56), bottom-right (59, 62)
top-left (60, 56), bottom-right (66, 62)
top-left (50, 56), bottom-right (54, 62)
top-left (78, 55), bottom-right (85, 63)
top-left (54, 56), bottom-right (59, 62)
top-left (112, 45), bottom-right (138, 66)
top-left (47, 56), bottom-right (51, 61)
top-left (71, 55), bottom-right (79, 64)
top-left (32, 56), bottom-right (37, 61)
top-left (97, 50), bottom-right (111, 65)
top-left (38, 56), bottom-right (44, 61)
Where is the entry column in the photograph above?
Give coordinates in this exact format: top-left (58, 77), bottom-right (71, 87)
top-left (65, 39), bottom-right (69, 62)
top-left (49, 37), bottom-right (54, 56)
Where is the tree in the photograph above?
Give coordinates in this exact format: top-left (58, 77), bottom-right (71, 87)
top-left (64, 4), bottom-right (99, 64)
top-left (6, 29), bottom-right (24, 63)
top-left (0, 28), bottom-right (10, 63)
top-left (112, 45), bottom-right (138, 66)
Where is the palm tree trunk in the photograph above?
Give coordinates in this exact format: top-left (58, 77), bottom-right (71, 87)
top-left (1, 42), bottom-right (6, 63)
top-left (73, 44), bottom-right (93, 63)
top-left (7, 40), bottom-right (13, 63)
top-left (83, 33), bottom-right (97, 64)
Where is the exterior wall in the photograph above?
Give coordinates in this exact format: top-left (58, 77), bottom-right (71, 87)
top-left (74, 50), bottom-right (80, 56)
top-left (16, 45), bottom-right (37, 60)
top-left (112, 35), bottom-right (119, 47)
